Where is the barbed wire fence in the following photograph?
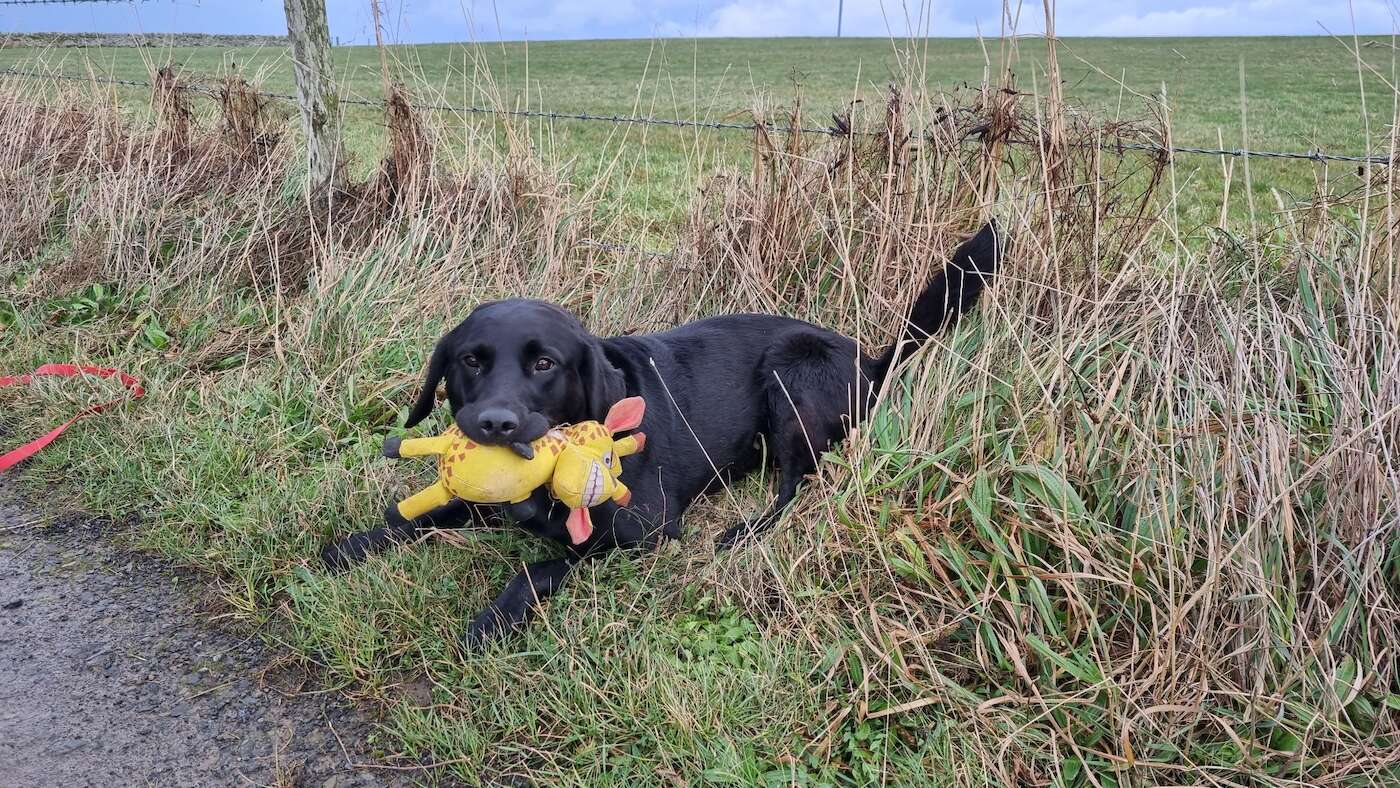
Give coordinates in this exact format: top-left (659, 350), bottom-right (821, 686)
top-left (0, 66), bottom-right (1392, 166)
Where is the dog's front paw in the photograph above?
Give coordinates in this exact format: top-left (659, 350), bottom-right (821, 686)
top-left (320, 535), bottom-right (367, 572)
top-left (717, 512), bottom-right (775, 550)
top-left (716, 522), bottom-right (751, 550)
top-left (320, 527), bottom-right (394, 571)
top-left (461, 606), bottom-right (509, 652)
top-left (382, 435), bottom-right (403, 459)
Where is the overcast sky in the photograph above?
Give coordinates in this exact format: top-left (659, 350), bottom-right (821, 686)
top-left (3, 1), bottom-right (1392, 43)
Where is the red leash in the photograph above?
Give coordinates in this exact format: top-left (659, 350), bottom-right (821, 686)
top-left (0, 364), bottom-right (144, 472)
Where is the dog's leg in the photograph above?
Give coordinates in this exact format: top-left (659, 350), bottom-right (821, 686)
top-left (463, 557), bottom-right (575, 648)
top-left (719, 357), bottom-right (845, 548)
top-left (717, 415), bottom-right (819, 548)
top-left (717, 460), bottom-right (810, 548)
top-left (321, 498), bottom-right (477, 571)
top-left (460, 488), bottom-right (674, 646)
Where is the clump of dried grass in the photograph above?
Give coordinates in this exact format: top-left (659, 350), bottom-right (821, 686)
top-left (0, 63), bottom-right (588, 315)
top-left (152, 65), bottom-right (195, 158)
top-left (0, 88), bottom-right (128, 273)
top-left (371, 83), bottom-right (432, 204)
top-left (217, 73), bottom-right (282, 159)
top-left (679, 77), bottom-right (1165, 356)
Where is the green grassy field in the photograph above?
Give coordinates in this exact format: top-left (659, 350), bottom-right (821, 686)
top-left (2, 35), bottom-right (1398, 786)
top-left (2, 35), bottom-right (1394, 228)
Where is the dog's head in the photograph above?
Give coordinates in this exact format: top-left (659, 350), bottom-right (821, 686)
top-left (404, 299), bottom-right (626, 447)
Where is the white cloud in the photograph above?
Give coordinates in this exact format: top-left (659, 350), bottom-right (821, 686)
top-left (1039, 0), bottom-right (1394, 37)
top-left (649, 0), bottom-right (978, 39)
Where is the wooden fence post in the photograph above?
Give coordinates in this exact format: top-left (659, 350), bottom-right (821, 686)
top-left (282, 0), bottom-right (342, 192)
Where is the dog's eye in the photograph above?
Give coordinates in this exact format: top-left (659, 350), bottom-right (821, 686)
top-left (463, 355), bottom-right (481, 370)
top-left (534, 357), bottom-right (555, 372)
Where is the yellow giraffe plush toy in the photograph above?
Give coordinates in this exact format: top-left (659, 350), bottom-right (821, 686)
top-left (387, 397), bottom-right (646, 545)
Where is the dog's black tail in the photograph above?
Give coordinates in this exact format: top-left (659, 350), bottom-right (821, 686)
top-left (870, 219), bottom-right (1002, 386)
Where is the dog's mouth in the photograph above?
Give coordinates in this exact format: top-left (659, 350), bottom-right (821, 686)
top-left (455, 410), bottom-right (553, 459)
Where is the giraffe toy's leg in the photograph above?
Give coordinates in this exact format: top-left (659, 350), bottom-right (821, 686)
top-left (396, 483), bottom-right (455, 521)
top-left (395, 434), bottom-right (454, 458)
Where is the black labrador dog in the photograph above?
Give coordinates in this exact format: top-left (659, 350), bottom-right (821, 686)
top-left (322, 221), bottom-right (1001, 646)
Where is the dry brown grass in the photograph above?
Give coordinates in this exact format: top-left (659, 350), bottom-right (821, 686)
top-left (0, 39), bottom-right (1396, 786)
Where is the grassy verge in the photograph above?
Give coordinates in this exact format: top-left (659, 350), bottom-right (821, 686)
top-left (1, 35), bottom-right (1398, 786)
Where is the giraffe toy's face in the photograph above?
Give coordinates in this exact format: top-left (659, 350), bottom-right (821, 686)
top-left (551, 426), bottom-right (626, 511)
top-left (545, 398), bottom-right (647, 545)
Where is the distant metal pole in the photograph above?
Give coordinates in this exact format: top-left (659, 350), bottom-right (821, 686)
top-left (837, 0), bottom-right (844, 37)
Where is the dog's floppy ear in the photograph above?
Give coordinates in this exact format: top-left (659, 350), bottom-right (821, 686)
top-left (404, 336), bottom-right (448, 428)
top-left (581, 341), bottom-right (626, 422)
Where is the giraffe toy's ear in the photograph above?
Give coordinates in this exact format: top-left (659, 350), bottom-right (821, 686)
top-left (603, 396), bottom-right (645, 433)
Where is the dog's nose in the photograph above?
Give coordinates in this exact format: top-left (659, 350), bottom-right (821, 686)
top-left (477, 408), bottom-right (520, 438)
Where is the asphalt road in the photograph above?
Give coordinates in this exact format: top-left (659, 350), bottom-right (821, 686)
top-left (0, 487), bottom-right (421, 787)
